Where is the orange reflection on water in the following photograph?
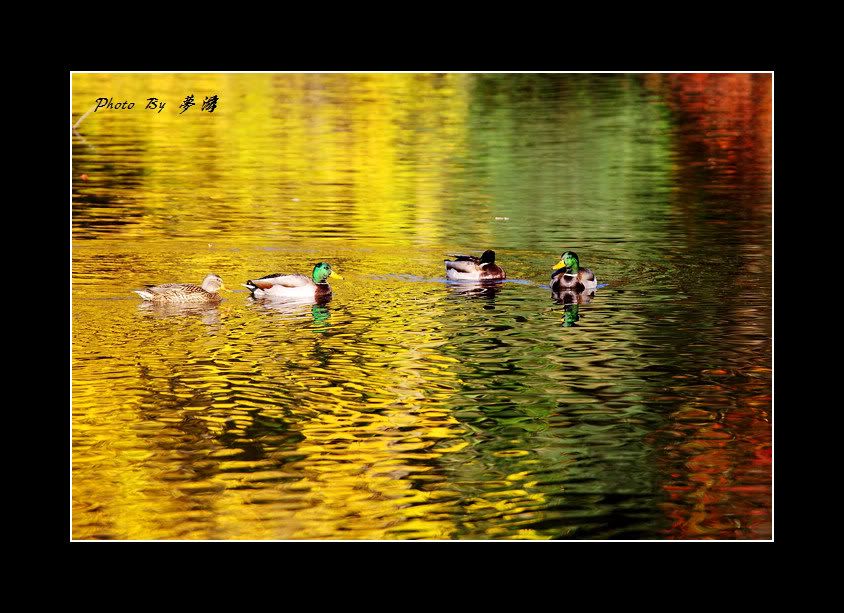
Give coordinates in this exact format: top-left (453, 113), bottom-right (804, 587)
top-left (646, 72), bottom-right (772, 199)
top-left (650, 370), bottom-right (771, 540)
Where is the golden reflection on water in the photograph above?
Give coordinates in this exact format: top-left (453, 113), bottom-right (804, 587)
top-left (72, 73), bottom-right (771, 540)
top-left (73, 73), bottom-right (471, 247)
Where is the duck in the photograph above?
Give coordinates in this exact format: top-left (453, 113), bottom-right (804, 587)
top-left (244, 262), bottom-right (342, 301)
top-left (134, 273), bottom-right (226, 304)
top-left (445, 250), bottom-right (506, 281)
top-left (550, 251), bottom-right (597, 293)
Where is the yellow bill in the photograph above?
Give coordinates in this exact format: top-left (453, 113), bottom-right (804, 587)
top-left (329, 271), bottom-right (344, 280)
top-left (552, 260), bottom-right (567, 271)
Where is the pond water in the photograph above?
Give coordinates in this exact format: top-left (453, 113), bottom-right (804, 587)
top-left (71, 73), bottom-right (772, 540)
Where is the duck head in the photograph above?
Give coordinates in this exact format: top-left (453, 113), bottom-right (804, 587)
top-left (312, 262), bottom-right (343, 283)
top-left (201, 274), bottom-right (226, 293)
top-left (552, 251), bottom-right (580, 273)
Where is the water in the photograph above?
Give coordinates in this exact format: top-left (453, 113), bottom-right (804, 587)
top-left (71, 73), bottom-right (772, 540)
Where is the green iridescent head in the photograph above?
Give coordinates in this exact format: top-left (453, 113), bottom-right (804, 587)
top-left (552, 250), bottom-right (580, 273)
top-left (312, 262), bottom-right (343, 284)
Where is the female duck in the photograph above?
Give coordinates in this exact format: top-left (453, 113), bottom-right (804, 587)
top-left (134, 273), bottom-right (226, 304)
top-left (244, 262), bottom-right (342, 301)
top-left (550, 251), bottom-right (597, 292)
top-left (445, 250), bottom-right (506, 281)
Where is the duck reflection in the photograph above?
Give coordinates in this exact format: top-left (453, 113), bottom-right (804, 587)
top-left (552, 288), bottom-right (595, 305)
top-left (552, 289), bottom-right (595, 327)
top-left (310, 304), bottom-right (331, 332)
top-left (250, 295), bottom-right (333, 330)
top-left (446, 280), bottom-right (505, 299)
top-left (137, 302), bottom-right (221, 326)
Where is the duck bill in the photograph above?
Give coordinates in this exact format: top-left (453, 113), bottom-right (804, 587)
top-left (329, 271), bottom-right (343, 280)
top-left (552, 260), bottom-right (567, 271)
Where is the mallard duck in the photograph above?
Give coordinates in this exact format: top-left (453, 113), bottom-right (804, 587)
top-left (550, 251), bottom-right (597, 293)
top-left (244, 262), bottom-right (342, 301)
top-left (445, 250), bottom-right (506, 281)
top-left (134, 273), bottom-right (226, 304)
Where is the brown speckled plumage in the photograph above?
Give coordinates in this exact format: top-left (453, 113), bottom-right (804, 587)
top-left (134, 274), bottom-right (225, 304)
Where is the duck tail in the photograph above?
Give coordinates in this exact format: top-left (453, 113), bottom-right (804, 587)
top-left (134, 290), bottom-right (153, 301)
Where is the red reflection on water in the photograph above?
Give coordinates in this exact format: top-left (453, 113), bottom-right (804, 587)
top-left (650, 372), bottom-right (772, 540)
top-left (646, 73), bottom-right (772, 202)
top-left (639, 74), bottom-right (773, 539)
